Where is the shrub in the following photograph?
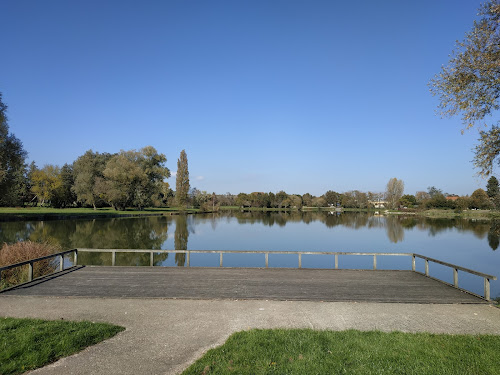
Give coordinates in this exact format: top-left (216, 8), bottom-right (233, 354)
top-left (0, 241), bottom-right (60, 288)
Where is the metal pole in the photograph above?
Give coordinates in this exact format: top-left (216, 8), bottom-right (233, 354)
top-left (219, 252), bottom-right (223, 267)
top-left (186, 251), bottom-right (190, 267)
top-left (59, 255), bottom-right (64, 271)
top-left (485, 278), bottom-right (490, 301)
top-left (298, 253), bottom-right (302, 269)
top-left (373, 255), bottom-right (377, 270)
top-left (335, 254), bottom-right (338, 269)
top-left (425, 259), bottom-right (429, 276)
top-left (412, 255), bottom-right (415, 271)
top-left (74, 249), bottom-right (78, 266)
top-left (265, 253), bottom-right (268, 268)
top-left (150, 251), bottom-right (154, 267)
top-left (112, 251), bottom-right (116, 266)
top-left (28, 262), bottom-right (33, 282)
top-left (453, 268), bottom-right (458, 288)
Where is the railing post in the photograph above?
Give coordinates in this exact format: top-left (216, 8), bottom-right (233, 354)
top-left (150, 251), bottom-right (154, 267)
top-left (28, 262), bottom-right (33, 282)
top-left (186, 251), bottom-right (190, 267)
top-left (425, 259), bottom-right (429, 276)
top-left (412, 255), bottom-right (415, 271)
top-left (453, 268), bottom-right (458, 288)
top-left (298, 253), bottom-right (302, 269)
top-left (59, 254), bottom-right (64, 272)
top-left (74, 249), bottom-right (78, 266)
top-left (373, 255), bottom-right (377, 270)
top-left (112, 251), bottom-right (116, 266)
top-left (335, 254), bottom-right (338, 269)
top-left (219, 252), bottom-right (223, 267)
top-left (265, 253), bottom-right (269, 268)
top-left (484, 278), bottom-right (491, 301)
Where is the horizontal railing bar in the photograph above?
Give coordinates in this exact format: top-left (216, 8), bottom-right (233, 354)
top-left (413, 254), bottom-right (497, 280)
top-left (76, 249), bottom-right (413, 257)
top-left (0, 249), bottom-right (77, 272)
top-left (0, 266), bottom-right (79, 293)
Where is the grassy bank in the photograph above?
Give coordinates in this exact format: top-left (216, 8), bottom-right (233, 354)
top-left (183, 329), bottom-right (500, 375)
top-left (0, 317), bottom-right (124, 375)
top-left (0, 206), bottom-right (200, 221)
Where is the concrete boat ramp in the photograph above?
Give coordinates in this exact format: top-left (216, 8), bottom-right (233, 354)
top-left (1, 266), bottom-right (499, 375)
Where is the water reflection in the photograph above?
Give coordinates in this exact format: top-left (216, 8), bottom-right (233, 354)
top-left (1, 211), bottom-right (499, 251)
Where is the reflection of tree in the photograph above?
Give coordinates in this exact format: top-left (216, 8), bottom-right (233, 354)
top-left (488, 220), bottom-right (500, 251)
top-left (174, 214), bottom-right (189, 266)
top-left (385, 216), bottom-right (404, 243)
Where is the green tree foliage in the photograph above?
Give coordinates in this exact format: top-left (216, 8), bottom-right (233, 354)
top-left (0, 92), bottom-right (27, 206)
top-left (385, 178), bottom-right (404, 209)
top-left (429, 1), bottom-right (500, 176)
top-left (52, 164), bottom-right (77, 208)
top-left (30, 165), bottom-right (62, 206)
top-left (486, 176), bottom-right (499, 198)
top-left (73, 150), bottom-right (113, 210)
top-left (323, 190), bottom-right (341, 206)
top-left (470, 188), bottom-right (493, 209)
top-left (399, 194), bottom-right (417, 208)
top-left (175, 150), bottom-right (189, 207)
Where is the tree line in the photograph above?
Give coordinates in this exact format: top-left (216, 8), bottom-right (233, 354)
top-left (1, 92), bottom-right (498, 212)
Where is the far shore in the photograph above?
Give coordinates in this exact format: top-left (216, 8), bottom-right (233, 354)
top-left (0, 206), bottom-right (499, 222)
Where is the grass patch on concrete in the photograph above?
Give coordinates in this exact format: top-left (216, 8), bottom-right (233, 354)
top-left (183, 329), bottom-right (500, 375)
top-left (0, 317), bottom-right (124, 375)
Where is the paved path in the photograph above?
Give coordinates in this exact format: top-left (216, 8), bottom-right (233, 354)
top-left (1, 296), bottom-right (499, 375)
top-left (1, 266), bottom-right (485, 303)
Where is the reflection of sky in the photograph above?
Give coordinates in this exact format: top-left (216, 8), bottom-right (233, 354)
top-left (161, 214), bottom-right (499, 298)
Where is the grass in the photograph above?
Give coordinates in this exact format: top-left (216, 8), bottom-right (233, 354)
top-left (0, 317), bottom-right (124, 375)
top-left (182, 329), bottom-right (500, 375)
top-left (0, 206), bottom-right (200, 219)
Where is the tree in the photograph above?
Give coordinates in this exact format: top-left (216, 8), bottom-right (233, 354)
top-left (0, 92), bottom-right (27, 206)
top-left (486, 176), bottom-right (499, 198)
top-left (470, 188), bottom-right (493, 209)
top-left (323, 190), bottom-right (340, 206)
top-left (175, 150), bottom-right (189, 207)
top-left (429, 1), bottom-right (500, 176)
top-left (73, 150), bottom-right (113, 210)
top-left (30, 165), bottom-right (62, 206)
top-left (399, 194), bottom-right (417, 208)
top-left (385, 178), bottom-right (404, 209)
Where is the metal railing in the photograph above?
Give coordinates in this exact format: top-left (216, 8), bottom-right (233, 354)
top-left (0, 249), bottom-right (78, 291)
top-left (77, 249), bottom-right (497, 300)
top-left (1, 248), bottom-right (497, 301)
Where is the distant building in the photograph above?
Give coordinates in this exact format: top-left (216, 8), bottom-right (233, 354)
top-left (368, 200), bottom-right (388, 208)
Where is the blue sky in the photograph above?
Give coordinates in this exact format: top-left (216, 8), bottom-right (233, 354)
top-left (0, 0), bottom-right (490, 196)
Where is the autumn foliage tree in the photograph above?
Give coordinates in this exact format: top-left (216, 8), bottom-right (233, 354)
top-left (430, 1), bottom-right (500, 176)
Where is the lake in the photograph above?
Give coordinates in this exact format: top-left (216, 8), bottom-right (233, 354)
top-left (0, 211), bottom-right (498, 298)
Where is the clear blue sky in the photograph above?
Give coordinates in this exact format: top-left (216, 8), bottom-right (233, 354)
top-left (1, 0), bottom-right (489, 196)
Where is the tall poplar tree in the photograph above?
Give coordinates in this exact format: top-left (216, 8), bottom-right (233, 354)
top-left (175, 149), bottom-right (190, 207)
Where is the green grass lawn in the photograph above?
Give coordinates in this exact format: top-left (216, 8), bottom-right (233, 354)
top-left (0, 206), bottom-right (200, 218)
top-left (0, 317), bottom-right (124, 375)
top-left (182, 329), bottom-right (500, 375)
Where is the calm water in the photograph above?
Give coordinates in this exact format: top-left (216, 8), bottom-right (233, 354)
top-left (1, 211), bottom-right (498, 298)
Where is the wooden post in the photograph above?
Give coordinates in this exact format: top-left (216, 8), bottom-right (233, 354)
top-left (425, 259), bottom-right (429, 276)
top-left (186, 252), bottom-right (190, 267)
top-left (298, 253), bottom-right (302, 269)
top-left (59, 254), bottom-right (64, 271)
top-left (485, 278), bottom-right (490, 301)
top-left (150, 251), bottom-right (154, 267)
top-left (265, 253), bottom-right (269, 268)
top-left (219, 252), bottom-right (223, 267)
top-left (335, 254), bottom-right (338, 269)
top-left (453, 268), bottom-right (458, 288)
top-left (412, 255), bottom-right (415, 271)
top-left (74, 250), bottom-right (78, 266)
top-left (373, 255), bottom-right (377, 270)
top-left (28, 262), bottom-right (33, 282)
top-left (112, 251), bottom-right (116, 266)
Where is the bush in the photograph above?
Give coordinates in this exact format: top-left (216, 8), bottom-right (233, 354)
top-left (0, 241), bottom-right (60, 288)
